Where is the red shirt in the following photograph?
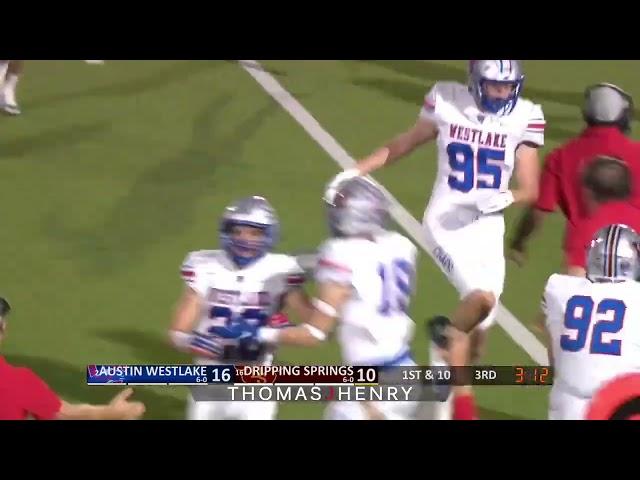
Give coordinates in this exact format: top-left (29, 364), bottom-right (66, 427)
top-left (565, 201), bottom-right (640, 268)
top-left (535, 126), bottom-right (640, 245)
top-left (0, 355), bottom-right (61, 420)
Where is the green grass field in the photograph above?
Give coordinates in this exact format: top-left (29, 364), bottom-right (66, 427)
top-left (3, 60), bottom-right (640, 419)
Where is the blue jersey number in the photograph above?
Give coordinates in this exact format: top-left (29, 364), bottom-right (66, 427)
top-left (208, 306), bottom-right (268, 338)
top-left (378, 259), bottom-right (414, 316)
top-left (561, 296), bottom-right (626, 356)
top-left (447, 142), bottom-right (505, 193)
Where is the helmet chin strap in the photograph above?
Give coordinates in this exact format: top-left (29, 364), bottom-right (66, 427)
top-left (231, 251), bottom-right (265, 268)
top-left (477, 78), bottom-right (522, 116)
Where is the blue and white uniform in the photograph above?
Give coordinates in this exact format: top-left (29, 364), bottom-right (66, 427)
top-left (420, 75), bottom-right (545, 327)
top-left (315, 231), bottom-right (419, 420)
top-left (181, 249), bottom-right (304, 420)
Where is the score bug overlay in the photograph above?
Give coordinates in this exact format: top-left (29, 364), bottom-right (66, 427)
top-left (86, 365), bottom-right (552, 400)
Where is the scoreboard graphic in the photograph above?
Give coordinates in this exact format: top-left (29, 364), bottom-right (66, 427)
top-left (87, 364), bottom-right (552, 386)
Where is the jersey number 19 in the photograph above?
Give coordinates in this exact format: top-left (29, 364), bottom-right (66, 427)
top-left (378, 259), bottom-right (414, 316)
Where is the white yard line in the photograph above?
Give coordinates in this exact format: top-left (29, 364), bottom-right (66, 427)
top-left (239, 60), bottom-right (548, 366)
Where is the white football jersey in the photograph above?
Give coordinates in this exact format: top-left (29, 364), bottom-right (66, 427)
top-left (315, 231), bottom-right (417, 365)
top-left (544, 274), bottom-right (640, 401)
top-left (181, 250), bottom-right (305, 365)
top-left (420, 81), bottom-right (545, 224)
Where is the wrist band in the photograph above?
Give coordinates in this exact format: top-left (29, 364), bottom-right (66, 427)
top-left (303, 323), bottom-right (327, 342)
top-left (258, 327), bottom-right (281, 344)
top-left (313, 298), bottom-right (338, 318)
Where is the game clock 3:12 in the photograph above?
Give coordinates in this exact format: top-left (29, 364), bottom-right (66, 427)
top-left (514, 366), bottom-right (553, 385)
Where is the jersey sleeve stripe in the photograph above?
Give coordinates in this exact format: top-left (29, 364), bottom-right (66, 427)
top-left (423, 99), bottom-right (435, 111)
top-left (527, 123), bottom-right (546, 129)
top-left (181, 270), bottom-right (195, 282)
top-left (318, 258), bottom-right (352, 273)
top-left (287, 274), bottom-right (306, 285)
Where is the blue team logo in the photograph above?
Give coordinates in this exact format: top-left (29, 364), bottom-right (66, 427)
top-left (87, 365), bottom-right (126, 384)
top-left (433, 246), bottom-right (454, 274)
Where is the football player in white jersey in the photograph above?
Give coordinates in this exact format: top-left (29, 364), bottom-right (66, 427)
top-left (243, 177), bottom-right (419, 420)
top-left (543, 224), bottom-right (640, 420)
top-left (326, 60), bottom-right (545, 419)
top-left (168, 196), bottom-right (313, 420)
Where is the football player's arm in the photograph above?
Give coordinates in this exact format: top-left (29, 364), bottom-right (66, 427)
top-left (283, 288), bottom-right (314, 324)
top-left (259, 282), bottom-right (351, 347)
top-left (356, 117), bottom-right (439, 176)
top-left (511, 143), bottom-right (541, 205)
top-left (168, 287), bottom-right (202, 351)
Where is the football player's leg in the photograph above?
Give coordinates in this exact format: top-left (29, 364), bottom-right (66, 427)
top-left (186, 393), bottom-right (222, 420)
top-left (1, 60), bottom-right (23, 115)
top-left (0, 61), bottom-right (8, 83)
top-left (425, 220), bottom-right (504, 419)
top-left (324, 401), bottom-right (368, 420)
top-left (466, 246), bottom-right (505, 364)
top-left (448, 215), bottom-right (506, 363)
top-left (240, 401), bottom-right (277, 420)
top-left (428, 288), bottom-right (494, 420)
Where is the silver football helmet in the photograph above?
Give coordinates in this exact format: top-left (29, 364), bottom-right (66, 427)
top-left (468, 60), bottom-right (524, 116)
top-left (587, 224), bottom-right (640, 282)
top-left (219, 196), bottom-right (279, 267)
top-left (326, 176), bottom-right (390, 238)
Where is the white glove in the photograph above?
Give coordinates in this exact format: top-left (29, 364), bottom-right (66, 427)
top-left (476, 190), bottom-right (515, 215)
top-left (323, 168), bottom-right (361, 205)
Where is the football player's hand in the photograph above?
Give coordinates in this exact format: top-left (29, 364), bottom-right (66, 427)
top-left (476, 191), bottom-right (515, 215)
top-left (324, 168), bottom-right (360, 205)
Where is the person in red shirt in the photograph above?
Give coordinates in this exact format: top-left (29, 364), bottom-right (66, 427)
top-left (509, 83), bottom-right (639, 265)
top-left (0, 298), bottom-right (146, 420)
top-left (565, 156), bottom-right (640, 276)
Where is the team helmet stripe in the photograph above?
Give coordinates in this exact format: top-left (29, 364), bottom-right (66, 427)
top-left (612, 225), bottom-right (623, 277)
top-left (604, 225), bottom-right (613, 277)
top-left (604, 225), bottom-right (621, 277)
